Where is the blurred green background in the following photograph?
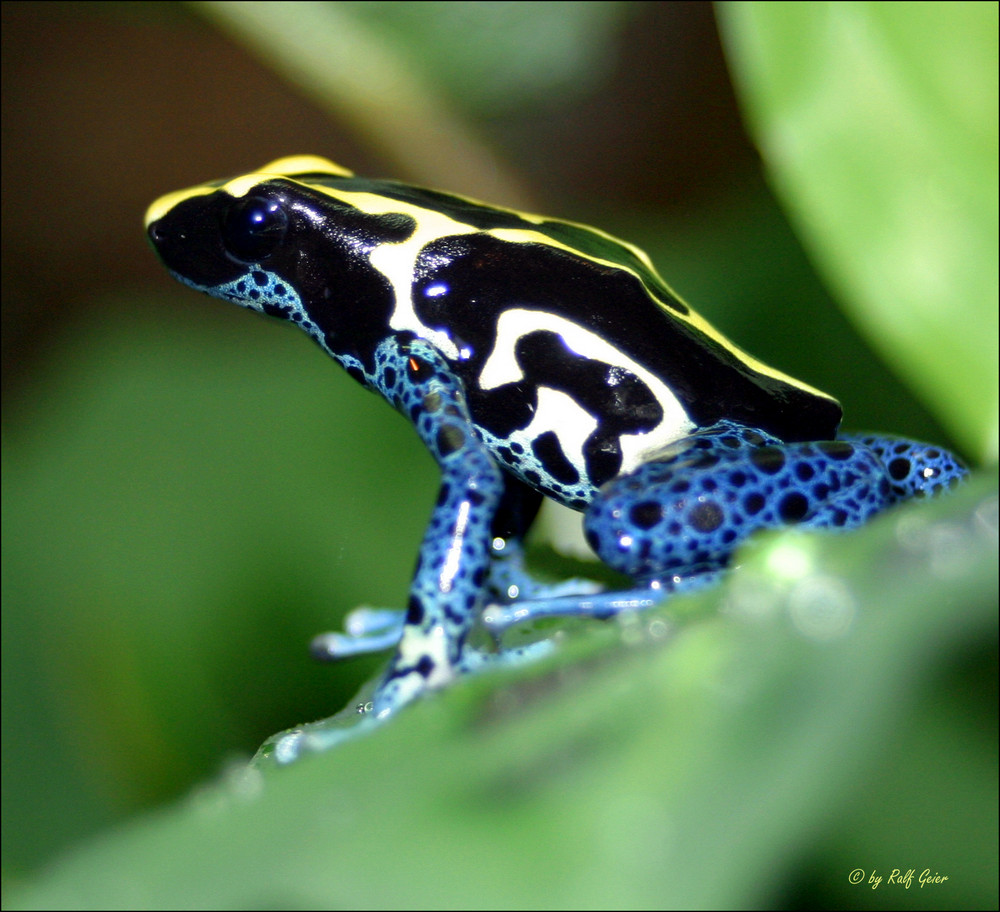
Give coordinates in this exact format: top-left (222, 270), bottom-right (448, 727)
top-left (2, 2), bottom-right (996, 908)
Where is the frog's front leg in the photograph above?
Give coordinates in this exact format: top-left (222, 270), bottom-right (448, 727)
top-left (363, 335), bottom-right (507, 715)
top-left (311, 457), bottom-right (598, 664)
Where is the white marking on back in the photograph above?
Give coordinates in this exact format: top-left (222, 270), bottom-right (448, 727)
top-left (480, 309), bottom-right (695, 479)
top-left (520, 387), bottom-right (598, 481)
top-left (310, 189), bottom-right (482, 360)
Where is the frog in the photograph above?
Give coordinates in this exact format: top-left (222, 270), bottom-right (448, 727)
top-left (146, 155), bottom-right (967, 721)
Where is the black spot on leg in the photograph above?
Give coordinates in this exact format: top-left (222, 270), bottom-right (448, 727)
top-left (437, 425), bottom-right (467, 455)
top-left (888, 457), bottom-right (912, 481)
top-left (818, 440), bottom-right (855, 460)
top-left (406, 595), bottom-right (425, 625)
top-left (629, 501), bottom-right (663, 530)
top-left (750, 447), bottom-right (786, 474)
top-left (795, 462), bottom-right (816, 482)
top-left (689, 501), bottom-right (724, 532)
top-left (778, 492), bottom-right (810, 522)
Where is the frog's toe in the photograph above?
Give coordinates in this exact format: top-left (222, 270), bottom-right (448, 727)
top-left (310, 607), bottom-right (405, 661)
top-left (344, 607), bottom-right (406, 637)
top-left (456, 638), bottom-right (556, 674)
top-left (521, 577), bottom-right (605, 600)
top-left (487, 562), bottom-right (605, 604)
top-left (482, 586), bottom-right (661, 632)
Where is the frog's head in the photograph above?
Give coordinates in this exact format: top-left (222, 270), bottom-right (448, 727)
top-left (145, 157), bottom-right (412, 366)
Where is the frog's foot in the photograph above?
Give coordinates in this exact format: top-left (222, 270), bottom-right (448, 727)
top-left (485, 538), bottom-right (605, 605)
top-left (458, 638), bottom-right (557, 673)
top-left (484, 559), bottom-right (610, 644)
top-left (263, 628), bottom-right (561, 765)
top-left (256, 690), bottom-right (387, 765)
top-left (369, 636), bottom-right (558, 719)
top-left (482, 571), bottom-right (721, 634)
top-left (306, 576), bottom-right (604, 660)
top-left (310, 607), bottom-right (404, 661)
top-left (488, 573), bottom-right (605, 607)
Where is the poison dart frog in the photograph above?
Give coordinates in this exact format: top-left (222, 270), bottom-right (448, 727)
top-left (146, 156), bottom-right (967, 722)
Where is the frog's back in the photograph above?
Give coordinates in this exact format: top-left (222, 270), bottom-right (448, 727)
top-left (147, 158), bottom-right (842, 497)
top-left (310, 173), bottom-right (844, 481)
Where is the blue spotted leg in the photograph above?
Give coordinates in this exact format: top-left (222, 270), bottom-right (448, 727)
top-left (315, 400), bottom-right (967, 703)
top-left (484, 421), bottom-right (968, 630)
top-left (310, 340), bottom-right (601, 683)
top-left (310, 346), bottom-right (967, 710)
top-left (319, 335), bottom-right (560, 715)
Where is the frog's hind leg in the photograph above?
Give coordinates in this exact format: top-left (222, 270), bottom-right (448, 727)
top-left (485, 475), bottom-right (604, 606)
top-left (585, 424), bottom-right (899, 579)
top-left (486, 420), bottom-right (921, 634)
top-left (838, 433), bottom-right (967, 501)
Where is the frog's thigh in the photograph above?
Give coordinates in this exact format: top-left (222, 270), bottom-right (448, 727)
top-left (585, 437), bottom-right (894, 581)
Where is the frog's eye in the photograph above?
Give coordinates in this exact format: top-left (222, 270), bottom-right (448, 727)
top-left (222, 195), bottom-right (289, 264)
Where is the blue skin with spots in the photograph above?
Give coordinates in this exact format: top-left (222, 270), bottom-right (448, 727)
top-left (321, 338), bottom-right (967, 714)
top-left (586, 425), bottom-right (964, 581)
top-left (319, 334), bottom-right (557, 712)
top-left (145, 160), bottom-right (969, 728)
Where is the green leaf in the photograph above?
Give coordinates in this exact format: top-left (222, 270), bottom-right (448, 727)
top-left (7, 479), bottom-right (997, 910)
top-left (718, 1), bottom-right (998, 462)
